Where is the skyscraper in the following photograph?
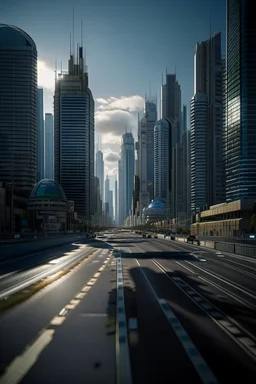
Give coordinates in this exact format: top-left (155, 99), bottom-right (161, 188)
top-left (154, 119), bottom-right (172, 204)
top-left (161, 74), bottom-right (182, 219)
top-left (95, 150), bottom-right (104, 202)
top-left (54, 44), bottom-right (94, 221)
top-left (226, 0), bottom-right (256, 201)
top-left (44, 113), bottom-right (54, 180)
top-left (145, 99), bottom-right (157, 200)
top-left (37, 88), bottom-right (44, 182)
top-left (0, 24), bottom-right (37, 196)
top-left (118, 133), bottom-right (135, 225)
top-left (190, 93), bottom-right (208, 213)
top-left (193, 31), bottom-right (225, 211)
top-left (114, 178), bottom-right (118, 224)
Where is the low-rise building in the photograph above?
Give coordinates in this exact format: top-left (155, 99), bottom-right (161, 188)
top-left (191, 200), bottom-right (255, 237)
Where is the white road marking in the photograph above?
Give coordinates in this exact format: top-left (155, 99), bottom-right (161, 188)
top-left (153, 259), bottom-right (256, 362)
top-left (136, 259), bottom-right (218, 384)
top-left (186, 261), bottom-right (256, 300)
top-left (116, 255), bottom-right (132, 384)
top-left (174, 260), bottom-right (195, 274)
top-left (79, 313), bottom-right (107, 317)
top-left (50, 316), bottom-right (65, 325)
top-left (0, 329), bottom-right (54, 384)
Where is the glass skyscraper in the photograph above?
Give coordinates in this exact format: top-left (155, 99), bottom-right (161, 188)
top-left (118, 133), bottom-right (135, 225)
top-left (154, 119), bottom-right (172, 204)
top-left (226, 0), bottom-right (256, 201)
top-left (54, 46), bottom-right (94, 221)
top-left (0, 24), bottom-right (37, 196)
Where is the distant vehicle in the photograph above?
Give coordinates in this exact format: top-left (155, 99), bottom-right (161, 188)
top-left (147, 234), bottom-right (152, 238)
top-left (142, 232), bottom-right (147, 237)
top-left (187, 235), bottom-right (196, 242)
top-left (154, 234), bottom-right (158, 238)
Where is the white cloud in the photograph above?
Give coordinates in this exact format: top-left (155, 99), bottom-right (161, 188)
top-left (95, 95), bottom-right (143, 141)
top-left (38, 60), bottom-right (55, 91)
top-left (96, 95), bottom-right (144, 112)
top-left (103, 148), bottom-right (120, 163)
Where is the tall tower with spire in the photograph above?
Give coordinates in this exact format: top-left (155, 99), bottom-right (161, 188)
top-left (54, 16), bottom-right (94, 223)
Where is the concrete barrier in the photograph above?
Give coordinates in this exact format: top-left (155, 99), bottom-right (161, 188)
top-left (0, 234), bottom-right (91, 262)
top-left (174, 236), bottom-right (256, 258)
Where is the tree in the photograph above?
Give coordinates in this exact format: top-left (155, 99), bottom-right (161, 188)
top-left (249, 202), bottom-right (256, 233)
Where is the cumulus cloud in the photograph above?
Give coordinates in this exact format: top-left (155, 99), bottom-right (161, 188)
top-left (96, 95), bottom-right (144, 112)
top-left (38, 60), bottom-right (55, 91)
top-left (95, 95), bottom-right (144, 140)
top-left (105, 166), bottom-right (118, 178)
top-left (103, 148), bottom-right (120, 163)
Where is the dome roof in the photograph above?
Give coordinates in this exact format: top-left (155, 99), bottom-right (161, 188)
top-left (0, 24), bottom-right (36, 49)
top-left (29, 179), bottom-right (67, 200)
top-left (144, 199), bottom-right (166, 217)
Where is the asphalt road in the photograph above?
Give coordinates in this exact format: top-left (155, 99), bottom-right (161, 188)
top-left (0, 231), bottom-right (256, 383)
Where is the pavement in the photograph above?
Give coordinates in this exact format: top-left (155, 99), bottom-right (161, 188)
top-left (0, 231), bottom-right (256, 383)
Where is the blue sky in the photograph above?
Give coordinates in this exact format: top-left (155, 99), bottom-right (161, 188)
top-left (2, 0), bottom-right (226, 180)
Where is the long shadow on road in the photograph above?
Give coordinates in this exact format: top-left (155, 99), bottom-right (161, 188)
top-left (125, 260), bottom-right (256, 383)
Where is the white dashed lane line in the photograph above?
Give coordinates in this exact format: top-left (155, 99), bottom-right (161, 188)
top-left (136, 259), bottom-right (218, 384)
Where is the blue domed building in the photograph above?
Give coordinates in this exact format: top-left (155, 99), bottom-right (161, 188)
top-left (143, 199), bottom-right (167, 223)
top-left (27, 179), bottom-right (69, 232)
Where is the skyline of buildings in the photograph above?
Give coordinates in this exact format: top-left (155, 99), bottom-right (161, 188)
top-left (1, 0), bottom-right (256, 234)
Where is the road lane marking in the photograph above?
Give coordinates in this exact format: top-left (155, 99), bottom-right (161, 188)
top-left (135, 259), bottom-right (218, 384)
top-left (79, 313), bottom-right (107, 317)
top-left (50, 316), bottom-right (65, 325)
top-left (174, 260), bottom-right (195, 274)
top-left (116, 255), bottom-right (132, 384)
top-left (59, 308), bottom-right (68, 316)
top-left (0, 329), bottom-right (54, 384)
top-left (198, 275), bottom-right (256, 311)
top-left (152, 259), bottom-right (256, 362)
top-left (185, 261), bottom-right (256, 300)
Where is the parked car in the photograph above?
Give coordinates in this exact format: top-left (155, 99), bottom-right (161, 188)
top-left (142, 232), bottom-right (147, 237)
top-left (147, 234), bottom-right (152, 238)
top-left (154, 234), bottom-right (158, 238)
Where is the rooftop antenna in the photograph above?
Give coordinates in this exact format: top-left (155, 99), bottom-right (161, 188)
top-left (161, 72), bottom-right (163, 86)
top-left (69, 33), bottom-right (72, 56)
top-left (54, 59), bottom-right (57, 81)
top-left (72, 7), bottom-right (75, 56)
top-left (210, 13), bottom-right (212, 38)
top-left (60, 60), bottom-right (62, 74)
top-left (81, 20), bottom-right (83, 47)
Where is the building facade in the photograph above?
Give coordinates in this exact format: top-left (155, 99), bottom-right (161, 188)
top-left (95, 150), bottom-right (104, 202)
top-left (44, 113), bottom-right (54, 180)
top-left (37, 88), bottom-right (44, 182)
top-left (161, 74), bottom-right (182, 219)
top-left (118, 133), bottom-right (135, 225)
top-left (0, 24), bottom-right (37, 197)
top-left (190, 93), bottom-right (208, 214)
top-left (226, 0), bottom-right (256, 201)
top-left (54, 45), bottom-right (94, 222)
top-left (154, 119), bottom-right (172, 206)
top-left (193, 31), bottom-right (225, 209)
